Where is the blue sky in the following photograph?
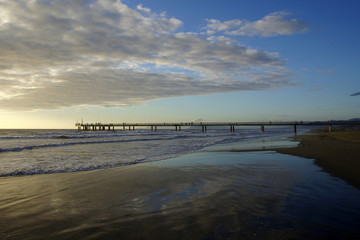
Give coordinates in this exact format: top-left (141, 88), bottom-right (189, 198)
top-left (0, 0), bottom-right (359, 128)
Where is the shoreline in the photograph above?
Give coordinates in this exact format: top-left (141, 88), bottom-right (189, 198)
top-left (1, 130), bottom-right (360, 239)
top-left (213, 128), bottom-right (360, 189)
top-left (243, 129), bottom-right (360, 189)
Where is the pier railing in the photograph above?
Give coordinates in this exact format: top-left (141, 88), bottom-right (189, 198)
top-left (75, 121), bottom-right (360, 132)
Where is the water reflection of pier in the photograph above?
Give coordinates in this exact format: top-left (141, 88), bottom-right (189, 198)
top-left (75, 121), bottom-right (359, 132)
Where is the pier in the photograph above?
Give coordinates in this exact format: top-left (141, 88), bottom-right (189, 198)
top-left (75, 121), bottom-right (360, 132)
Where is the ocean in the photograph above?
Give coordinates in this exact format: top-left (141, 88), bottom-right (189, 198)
top-left (0, 126), bottom-right (299, 176)
top-left (1, 127), bottom-right (360, 239)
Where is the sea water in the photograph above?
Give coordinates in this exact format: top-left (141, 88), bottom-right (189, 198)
top-left (1, 126), bottom-right (360, 239)
top-left (1, 150), bottom-right (360, 239)
top-left (0, 126), bottom-right (300, 176)
top-left (0, 127), bottom-right (360, 240)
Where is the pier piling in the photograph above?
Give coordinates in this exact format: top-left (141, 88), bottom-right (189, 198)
top-left (230, 125), bottom-right (235, 132)
top-left (201, 126), bottom-right (207, 132)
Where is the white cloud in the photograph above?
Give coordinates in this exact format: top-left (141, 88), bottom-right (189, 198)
top-left (136, 4), bottom-right (151, 14)
top-left (205, 12), bottom-right (308, 37)
top-left (0, 0), bottom-right (294, 111)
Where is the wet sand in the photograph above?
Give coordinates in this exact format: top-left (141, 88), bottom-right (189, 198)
top-left (272, 129), bottom-right (360, 189)
top-left (1, 132), bottom-right (360, 239)
top-left (1, 151), bottom-right (360, 239)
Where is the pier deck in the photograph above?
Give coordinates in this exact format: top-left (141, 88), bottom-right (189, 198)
top-left (75, 121), bottom-right (360, 132)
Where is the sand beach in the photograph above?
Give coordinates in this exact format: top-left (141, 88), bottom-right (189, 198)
top-left (273, 129), bottom-right (360, 189)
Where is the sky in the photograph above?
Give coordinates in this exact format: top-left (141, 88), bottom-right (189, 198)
top-left (0, 0), bottom-right (359, 129)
